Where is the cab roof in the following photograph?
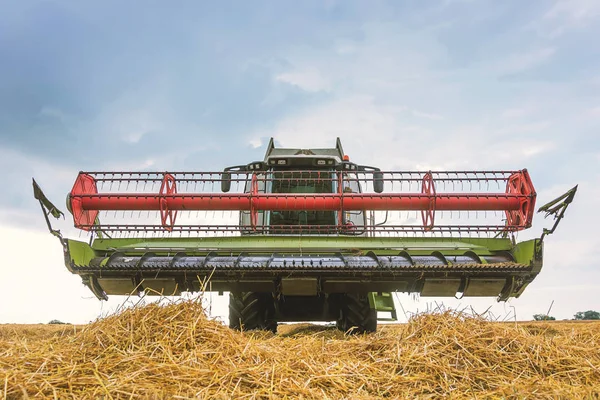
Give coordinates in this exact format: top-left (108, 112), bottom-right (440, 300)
top-left (264, 138), bottom-right (344, 162)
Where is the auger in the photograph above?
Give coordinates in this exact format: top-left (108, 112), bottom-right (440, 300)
top-left (33, 138), bottom-right (577, 333)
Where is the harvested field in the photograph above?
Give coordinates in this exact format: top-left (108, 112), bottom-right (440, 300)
top-left (1, 301), bottom-right (599, 399)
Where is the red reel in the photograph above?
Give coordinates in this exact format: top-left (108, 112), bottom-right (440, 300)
top-left (70, 173), bottom-right (99, 230)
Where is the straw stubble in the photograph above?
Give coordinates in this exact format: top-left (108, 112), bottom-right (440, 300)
top-left (1, 300), bottom-right (599, 399)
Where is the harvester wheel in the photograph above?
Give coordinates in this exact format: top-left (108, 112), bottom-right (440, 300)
top-left (336, 293), bottom-right (377, 334)
top-left (229, 292), bottom-right (277, 333)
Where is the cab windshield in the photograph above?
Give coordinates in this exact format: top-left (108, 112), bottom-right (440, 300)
top-left (240, 170), bottom-right (365, 234)
top-left (270, 171), bottom-right (335, 227)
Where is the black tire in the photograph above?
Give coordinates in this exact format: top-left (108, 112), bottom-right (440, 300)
top-left (336, 293), bottom-right (377, 334)
top-left (229, 292), bottom-right (277, 333)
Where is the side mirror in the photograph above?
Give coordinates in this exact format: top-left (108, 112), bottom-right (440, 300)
top-left (373, 170), bottom-right (384, 193)
top-left (221, 171), bottom-right (231, 193)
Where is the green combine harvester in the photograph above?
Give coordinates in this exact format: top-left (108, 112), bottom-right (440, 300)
top-left (33, 138), bottom-right (576, 333)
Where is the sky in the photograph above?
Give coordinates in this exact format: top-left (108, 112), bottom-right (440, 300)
top-left (1, 0), bottom-right (599, 324)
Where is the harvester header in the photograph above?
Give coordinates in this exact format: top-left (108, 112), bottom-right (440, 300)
top-left (67, 168), bottom-right (535, 234)
top-left (34, 137), bottom-right (576, 333)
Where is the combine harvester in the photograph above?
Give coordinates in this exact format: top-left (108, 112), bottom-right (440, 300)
top-left (33, 139), bottom-right (576, 333)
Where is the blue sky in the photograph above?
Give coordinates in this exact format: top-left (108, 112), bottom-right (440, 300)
top-left (0, 0), bottom-right (599, 323)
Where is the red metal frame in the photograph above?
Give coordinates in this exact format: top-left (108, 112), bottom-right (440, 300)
top-left (250, 173), bottom-right (258, 231)
top-left (73, 193), bottom-right (527, 212)
top-left (159, 174), bottom-right (178, 231)
top-left (69, 170), bottom-right (537, 232)
top-left (505, 170), bottom-right (536, 229)
top-left (337, 173), bottom-right (344, 227)
top-left (69, 173), bottom-right (99, 231)
top-left (421, 172), bottom-right (436, 231)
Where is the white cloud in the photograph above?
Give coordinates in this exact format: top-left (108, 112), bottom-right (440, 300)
top-left (39, 106), bottom-right (71, 122)
top-left (251, 94), bottom-right (561, 174)
top-left (249, 137), bottom-right (263, 148)
top-left (335, 43), bottom-right (357, 55)
top-left (252, 95), bottom-right (417, 169)
top-left (275, 67), bottom-right (331, 92)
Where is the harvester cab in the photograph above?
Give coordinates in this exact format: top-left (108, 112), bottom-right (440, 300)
top-left (221, 138), bottom-right (383, 236)
top-left (33, 138), bottom-right (577, 333)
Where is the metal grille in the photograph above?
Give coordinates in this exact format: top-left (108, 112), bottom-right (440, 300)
top-left (68, 170), bottom-right (536, 237)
